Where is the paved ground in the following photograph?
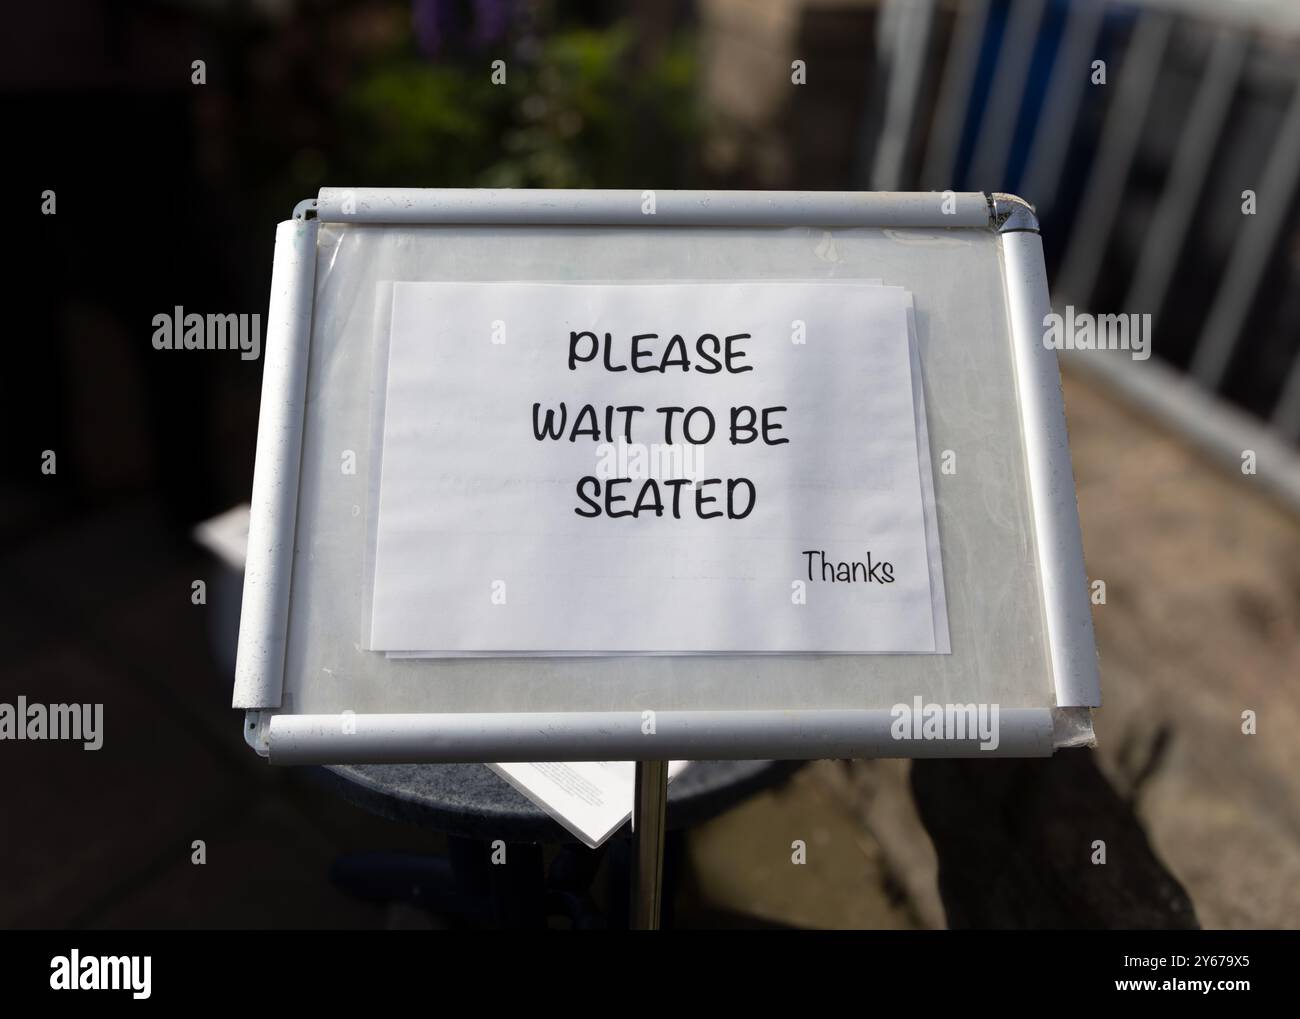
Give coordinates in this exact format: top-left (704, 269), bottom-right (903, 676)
top-left (684, 368), bottom-right (1300, 929)
top-left (1064, 370), bottom-right (1300, 928)
top-left (2, 367), bottom-right (1296, 928)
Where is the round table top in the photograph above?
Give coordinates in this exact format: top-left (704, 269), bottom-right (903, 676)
top-left (316, 760), bottom-right (804, 843)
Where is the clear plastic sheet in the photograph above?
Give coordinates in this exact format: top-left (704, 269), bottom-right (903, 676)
top-left (278, 222), bottom-right (1054, 715)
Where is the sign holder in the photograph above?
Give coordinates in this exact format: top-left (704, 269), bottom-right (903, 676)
top-left (236, 189), bottom-right (1100, 770)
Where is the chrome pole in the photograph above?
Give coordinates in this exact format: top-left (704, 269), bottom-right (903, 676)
top-left (630, 760), bottom-right (669, 930)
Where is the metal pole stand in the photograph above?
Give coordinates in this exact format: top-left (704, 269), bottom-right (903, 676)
top-left (630, 760), bottom-right (669, 929)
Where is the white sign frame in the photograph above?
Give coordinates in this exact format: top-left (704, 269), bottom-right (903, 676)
top-left (235, 189), bottom-right (1100, 763)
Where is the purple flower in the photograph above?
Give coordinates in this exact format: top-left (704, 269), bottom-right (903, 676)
top-left (471, 0), bottom-right (514, 50)
top-left (412, 0), bottom-right (457, 58)
top-left (412, 0), bottom-right (515, 58)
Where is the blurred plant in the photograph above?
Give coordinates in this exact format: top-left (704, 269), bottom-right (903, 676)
top-left (337, 5), bottom-right (697, 189)
top-left (484, 26), bottom-right (695, 189)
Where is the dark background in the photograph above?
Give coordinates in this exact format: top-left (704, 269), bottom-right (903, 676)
top-left (3, 0), bottom-right (1299, 929)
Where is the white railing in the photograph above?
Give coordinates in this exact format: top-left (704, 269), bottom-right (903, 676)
top-left (868, 0), bottom-right (1300, 508)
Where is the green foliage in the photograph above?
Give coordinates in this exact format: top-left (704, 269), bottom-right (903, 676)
top-left (338, 24), bottom-right (697, 189)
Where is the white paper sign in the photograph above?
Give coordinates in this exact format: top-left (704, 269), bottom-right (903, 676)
top-left (368, 281), bottom-right (949, 655)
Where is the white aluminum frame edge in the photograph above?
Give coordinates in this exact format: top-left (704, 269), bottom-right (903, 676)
top-left (233, 217), bottom-right (318, 710)
top-left (997, 196), bottom-right (1102, 711)
top-left (264, 708), bottom-right (1057, 763)
top-left (239, 188), bottom-right (1100, 762)
top-left (311, 187), bottom-right (993, 227)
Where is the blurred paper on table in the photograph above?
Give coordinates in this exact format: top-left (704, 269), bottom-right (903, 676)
top-left (192, 503), bottom-right (251, 571)
top-left (490, 760), bottom-right (691, 848)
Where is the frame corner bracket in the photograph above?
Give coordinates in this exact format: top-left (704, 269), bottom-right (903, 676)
top-left (987, 192), bottom-right (1040, 233)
